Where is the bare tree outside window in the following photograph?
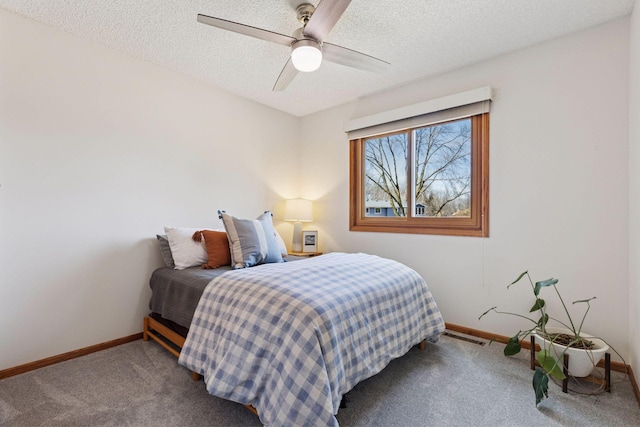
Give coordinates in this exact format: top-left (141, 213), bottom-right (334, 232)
top-left (364, 118), bottom-right (471, 218)
top-left (364, 132), bottom-right (408, 217)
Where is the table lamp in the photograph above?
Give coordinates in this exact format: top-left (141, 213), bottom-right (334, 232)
top-left (284, 198), bottom-right (313, 252)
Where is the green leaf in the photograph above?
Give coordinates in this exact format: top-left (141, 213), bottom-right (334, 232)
top-left (537, 314), bottom-right (549, 329)
top-left (507, 271), bottom-right (528, 289)
top-left (504, 335), bottom-right (521, 356)
top-left (533, 368), bottom-right (549, 405)
top-left (529, 298), bottom-right (545, 312)
top-left (533, 278), bottom-right (558, 296)
top-left (537, 349), bottom-right (566, 381)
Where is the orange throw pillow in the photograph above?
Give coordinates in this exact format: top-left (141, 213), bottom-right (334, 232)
top-left (192, 230), bottom-right (231, 269)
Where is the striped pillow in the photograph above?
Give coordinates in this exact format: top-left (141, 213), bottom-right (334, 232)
top-left (219, 211), bottom-right (283, 269)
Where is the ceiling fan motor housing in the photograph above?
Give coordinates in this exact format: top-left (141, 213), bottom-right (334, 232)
top-left (296, 4), bottom-right (316, 25)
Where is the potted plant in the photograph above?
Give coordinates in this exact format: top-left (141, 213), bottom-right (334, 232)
top-left (479, 271), bottom-right (610, 405)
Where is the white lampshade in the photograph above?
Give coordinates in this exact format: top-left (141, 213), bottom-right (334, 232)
top-left (284, 198), bottom-right (313, 252)
top-left (291, 40), bottom-right (322, 72)
top-left (284, 198), bottom-right (313, 222)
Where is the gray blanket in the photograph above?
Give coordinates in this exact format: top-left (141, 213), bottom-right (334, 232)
top-left (148, 266), bottom-right (230, 328)
top-left (148, 255), bottom-right (305, 328)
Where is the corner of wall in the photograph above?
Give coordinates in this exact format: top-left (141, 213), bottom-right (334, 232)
top-left (628, 0), bottom-right (640, 392)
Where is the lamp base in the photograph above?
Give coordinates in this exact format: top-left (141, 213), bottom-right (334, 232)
top-left (291, 221), bottom-right (303, 252)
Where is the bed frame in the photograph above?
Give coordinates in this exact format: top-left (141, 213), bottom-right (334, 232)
top-left (143, 316), bottom-right (201, 381)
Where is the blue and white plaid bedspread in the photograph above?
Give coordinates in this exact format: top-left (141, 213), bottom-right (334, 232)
top-left (179, 252), bottom-right (444, 426)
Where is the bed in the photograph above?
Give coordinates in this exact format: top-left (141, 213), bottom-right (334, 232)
top-left (144, 251), bottom-right (444, 426)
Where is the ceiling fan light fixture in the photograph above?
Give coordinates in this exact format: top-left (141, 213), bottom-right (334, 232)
top-left (291, 39), bottom-right (322, 72)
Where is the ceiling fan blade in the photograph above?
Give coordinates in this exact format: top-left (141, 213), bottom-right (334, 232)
top-left (273, 58), bottom-right (299, 91)
top-left (303, 0), bottom-right (352, 41)
top-left (197, 14), bottom-right (296, 47)
top-left (322, 42), bottom-right (390, 72)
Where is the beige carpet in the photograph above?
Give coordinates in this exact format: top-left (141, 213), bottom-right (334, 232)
top-left (1, 331), bottom-right (638, 426)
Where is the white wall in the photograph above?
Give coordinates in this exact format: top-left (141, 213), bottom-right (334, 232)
top-left (0, 9), bottom-right (299, 371)
top-left (301, 19), bottom-right (632, 360)
top-left (1, 6), bottom-right (636, 374)
top-left (629, 0), bottom-right (640, 384)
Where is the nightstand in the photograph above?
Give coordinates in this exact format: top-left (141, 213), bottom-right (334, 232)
top-left (289, 251), bottom-right (323, 257)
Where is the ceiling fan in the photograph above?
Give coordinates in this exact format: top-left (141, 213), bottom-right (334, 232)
top-left (197, 0), bottom-right (390, 91)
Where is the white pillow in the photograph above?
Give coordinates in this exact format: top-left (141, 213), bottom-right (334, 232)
top-left (164, 227), bottom-right (209, 270)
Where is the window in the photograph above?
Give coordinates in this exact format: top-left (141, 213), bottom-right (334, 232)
top-left (350, 113), bottom-right (489, 237)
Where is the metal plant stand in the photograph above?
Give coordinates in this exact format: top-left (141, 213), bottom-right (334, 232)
top-left (529, 336), bottom-right (611, 393)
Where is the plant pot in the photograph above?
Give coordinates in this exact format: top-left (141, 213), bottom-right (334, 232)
top-left (533, 327), bottom-right (609, 378)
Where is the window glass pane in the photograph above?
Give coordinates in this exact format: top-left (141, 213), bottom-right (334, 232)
top-left (364, 133), bottom-right (408, 217)
top-left (414, 118), bottom-right (471, 217)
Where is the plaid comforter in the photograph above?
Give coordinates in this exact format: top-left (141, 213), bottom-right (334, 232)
top-left (179, 252), bottom-right (444, 426)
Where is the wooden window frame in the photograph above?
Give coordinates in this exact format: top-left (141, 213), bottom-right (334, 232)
top-left (349, 113), bottom-right (489, 237)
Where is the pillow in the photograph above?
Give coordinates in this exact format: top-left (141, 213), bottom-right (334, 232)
top-left (156, 234), bottom-right (175, 268)
top-left (192, 230), bottom-right (231, 269)
top-left (256, 211), bottom-right (286, 262)
top-left (274, 227), bottom-right (288, 257)
top-left (164, 227), bottom-right (209, 270)
top-left (219, 210), bottom-right (283, 269)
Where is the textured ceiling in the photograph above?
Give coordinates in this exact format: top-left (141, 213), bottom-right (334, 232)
top-left (1, 0), bottom-right (635, 117)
